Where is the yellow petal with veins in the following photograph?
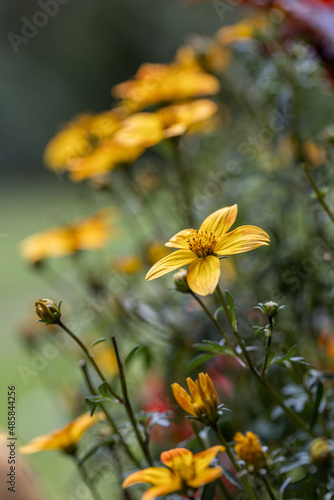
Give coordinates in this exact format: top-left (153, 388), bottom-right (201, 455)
top-left (165, 229), bottom-right (195, 249)
top-left (171, 383), bottom-right (197, 417)
top-left (214, 225), bottom-right (269, 255)
top-left (187, 255), bottom-right (221, 296)
top-left (199, 204), bottom-right (237, 236)
top-left (145, 250), bottom-right (195, 281)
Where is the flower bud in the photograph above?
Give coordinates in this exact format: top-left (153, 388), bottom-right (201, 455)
top-left (35, 299), bottom-right (61, 325)
top-left (309, 438), bottom-right (332, 467)
top-left (173, 269), bottom-right (190, 293)
top-left (257, 301), bottom-right (280, 318)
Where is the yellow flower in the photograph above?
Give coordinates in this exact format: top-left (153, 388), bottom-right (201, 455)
top-left (114, 255), bottom-right (144, 275)
top-left (234, 431), bottom-right (266, 469)
top-left (20, 412), bottom-right (104, 455)
top-left (122, 445), bottom-right (224, 500)
top-left (172, 373), bottom-right (219, 424)
top-left (44, 111), bottom-right (121, 172)
top-left (158, 100), bottom-right (218, 138)
top-left (92, 344), bottom-right (118, 378)
top-left (216, 15), bottom-right (268, 46)
top-left (145, 204), bottom-right (269, 296)
top-left (20, 208), bottom-right (115, 263)
top-left (112, 62), bottom-right (220, 115)
top-left (175, 43), bottom-right (232, 74)
top-left (301, 140), bottom-right (327, 168)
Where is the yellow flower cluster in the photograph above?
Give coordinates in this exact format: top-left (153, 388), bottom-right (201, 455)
top-left (234, 431), bottom-right (267, 469)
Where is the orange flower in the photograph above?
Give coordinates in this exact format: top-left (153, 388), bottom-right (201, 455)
top-left (112, 62), bottom-right (220, 115)
top-left (172, 373), bottom-right (219, 424)
top-left (145, 204), bottom-right (269, 296)
top-left (20, 412), bottom-right (104, 455)
top-left (20, 208), bottom-right (115, 263)
top-left (234, 431), bottom-right (266, 470)
top-left (122, 446), bottom-right (225, 500)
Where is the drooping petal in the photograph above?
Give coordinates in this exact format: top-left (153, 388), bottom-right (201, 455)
top-left (188, 466), bottom-right (223, 488)
top-left (199, 205), bottom-right (237, 237)
top-left (187, 255), bottom-right (221, 296)
top-left (165, 229), bottom-right (195, 249)
top-left (194, 446), bottom-right (225, 474)
top-left (142, 482), bottom-right (182, 500)
top-left (171, 383), bottom-right (196, 416)
top-left (161, 448), bottom-right (193, 469)
top-left (145, 250), bottom-right (196, 281)
top-left (122, 467), bottom-right (172, 488)
top-left (214, 225), bottom-right (270, 256)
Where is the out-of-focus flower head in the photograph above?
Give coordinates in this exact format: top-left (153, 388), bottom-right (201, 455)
top-left (309, 437), bottom-right (333, 467)
top-left (113, 255), bottom-right (144, 275)
top-left (216, 14), bottom-right (270, 46)
top-left (122, 445), bottom-right (225, 500)
top-left (91, 341), bottom-right (119, 378)
top-left (234, 431), bottom-right (267, 471)
top-left (318, 330), bottom-right (334, 359)
top-left (112, 59), bottom-right (220, 115)
top-left (20, 412), bottom-right (105, 455)
top-left (175, 42), bottom-right (232, 74)
top-left (146, 204), bottom-right (269, 296)
top-left (20, 208), bottom-right (115, 264)
top-left (301, 140), bottom-right (327, 168)
top-left (147, 240), bottom-right (171, 266)
top-left (172, 372), bottom-right (219, 424)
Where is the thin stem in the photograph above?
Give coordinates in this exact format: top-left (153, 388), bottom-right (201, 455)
top-left (214, 286), bottom-right (316, 437)
top-left (58, 320), bottom-right (123, 402)
top-left (302, 164), bottom-right (334, 224)
top-left (79, 360), bottom-right (140, 467)
top-left (212, 424), bottom-right (257, 500)
top-left (112, 336), bottom-right (153, 466)
top-left (261, 317), bottom-right (273, 379)
top-left (261, 474), bottom-right (277, 500)
top-left (190, 291), bottom-right (243, 363)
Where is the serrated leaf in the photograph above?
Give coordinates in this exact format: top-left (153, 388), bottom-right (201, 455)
top-left (124, 345), bottom-right (140, 367)
top-left (225, 290), bottom-right (236, 330)
top-left (90, 338), bottom-right (107, 350)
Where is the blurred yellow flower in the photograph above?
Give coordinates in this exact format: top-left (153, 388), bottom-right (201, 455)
top-left (176, 43), bottom-right (232, 74)
top-left (44, 111), bottom-right (121, 172)
top-left (122, 445), bottom-right (224, 500)
top-left (21, 208), bottom-right (115, 263)
top-left (302, 140), bottom-right (327, 168)
top-left (145, 204), bottom-right (269, 296)
top-left (172, 372), bottom-right (218, 424)
top-left (147, 240), bottom-right (171, 266)
top-left (216, 15), bottom-right (268, 46)
top-left (20, 412), bottom-right (104, 455)
top-left (93, 344), bottom-right (118, 378)
top-left (112, 61), bottom-right (220, 115)
top-left (114, 255), bottom-right (144, 275)
top-left (234, 431), bottom-right (266, 469)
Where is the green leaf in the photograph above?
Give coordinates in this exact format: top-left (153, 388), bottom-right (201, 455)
top-left (214, 306), bottom-right (224, 320)
top-left (309, 380), bottom-right (324, 430)
top-left (221, 465), bottom-right (243, 490)
top-left (90, 338), bottom-right (107, 350)
top-left (98, 382), bottom-right (109, 398)
top-left (264, 347), bottom-right (276, 369)
top-left (273, 345), bottom-right (298, 365)
top-left (201, 481), bottom-right (216, 500)
top-left (225, 290), bottom-right (236, 330)
top-left (124, 345), bottom-right (140, 367)
top-left (187, 353), bottom-right (214, 372)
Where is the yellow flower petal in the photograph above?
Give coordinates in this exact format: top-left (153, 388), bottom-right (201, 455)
top-left (145, 250), bottom-right (195, 281)
top-left (122, 467), bottom-right (172, 488)
top-left (142, 483), bottom-right (182, 500)
top-left (194, 445), bottom-right (225, 474)
top-left (113, 113), bottom-right (163, 148)
top-left (187, 255), bottom-right (221, 296)
top-left (188, 466), bottom-right (223, 488)
top-left (171, 383), bottom-right (197, 417)
top-left (199, 204), bottom-right (237, 237)
top-left (165, 229), bottom-right (195, 249)
top-left (161, 448), bottom-right (193, 469)
top-left (214, 225), bottom-right (270, 256)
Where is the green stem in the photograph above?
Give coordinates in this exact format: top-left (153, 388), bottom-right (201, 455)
top-left (58, 320), bottom-right (123, 402)
top-left (215, 286), bottom-right (316, 437)
top-left (112, 336), bottom-right (153, 467)
top-left (261, 317), bottom-right (273, 379)
top-left (212, 424), bottom-right (257, 500)
top-left (302, 164), bottom-right (334, 224)
top-left (79, 360), bottom-right (140, 467)
top-left (190, 291), bottom-right (243, 363)
top-left (260, 474), bottom-right (277, 500)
